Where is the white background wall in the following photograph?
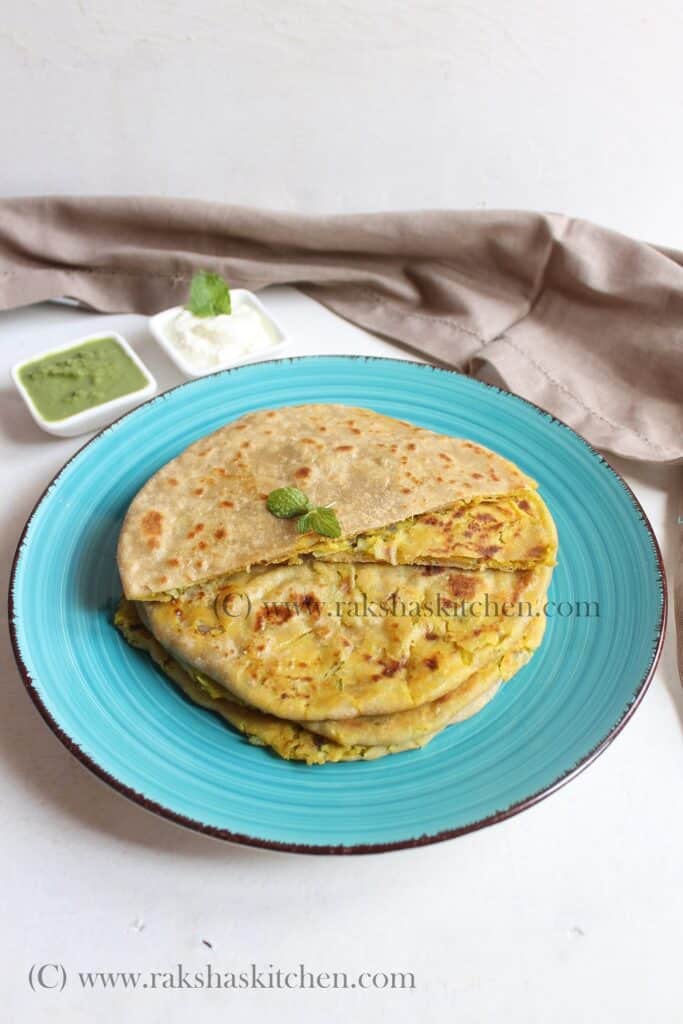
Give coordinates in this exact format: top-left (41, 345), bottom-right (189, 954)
top-left (2, 0), bottom-right (683, 247)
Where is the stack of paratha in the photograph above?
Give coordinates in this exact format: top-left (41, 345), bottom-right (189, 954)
top-left (115, 405), bottom-right (556, 763)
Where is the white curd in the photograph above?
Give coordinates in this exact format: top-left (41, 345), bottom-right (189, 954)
top-left (166, 293), bottom-right (281, 371)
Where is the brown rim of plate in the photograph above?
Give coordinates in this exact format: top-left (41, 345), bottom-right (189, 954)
top-left (7, 355), bottom-right (668, 856)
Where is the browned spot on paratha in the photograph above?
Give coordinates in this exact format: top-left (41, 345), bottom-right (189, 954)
top-left (290, 592), bottom-right (322, 617)
top-left (254, 605), bottom-right (294, 630)
top-left (511, 570), bottom-right (533, 603)
top-left (379, 658), bottom-right (405, 677)
top-left (478, 544), bottom-right (502, 558)
top-left (447, 573), bottom-right (477, 599)
top-left (142, 510), bottom-right (163, 549)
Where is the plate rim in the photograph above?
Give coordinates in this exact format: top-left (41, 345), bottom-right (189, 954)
top-left (7, 355), bottom-right (668, 856)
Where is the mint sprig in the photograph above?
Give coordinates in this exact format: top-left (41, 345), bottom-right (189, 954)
top-left (296, 507), bottom-right (342, 539)
top-left (265, 488), bottom-right (341, 539)
top-left (266, 487), bottom-right (311, 518)
top-left (187, 271), bottom-right (232, 318)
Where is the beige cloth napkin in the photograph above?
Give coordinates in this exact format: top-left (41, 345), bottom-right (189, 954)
top-left (0, 197), bottom-right (680, 665)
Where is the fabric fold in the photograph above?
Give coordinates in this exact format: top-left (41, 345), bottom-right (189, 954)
top-left (1, 197), bottom-right (680, 463)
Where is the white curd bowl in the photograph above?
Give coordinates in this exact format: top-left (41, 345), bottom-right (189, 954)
top-left (149, 289), bottom-right (289, 379)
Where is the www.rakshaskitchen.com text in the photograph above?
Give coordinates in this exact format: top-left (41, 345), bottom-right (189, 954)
top-left (28, 962), bottom-right (417, 992)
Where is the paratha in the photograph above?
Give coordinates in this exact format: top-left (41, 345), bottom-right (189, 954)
top-left (137, 560), bottom-right (552, 720)
top-left (114, 403), bottom-right (557, 764)
top-left (115, 600), bottom-right (545, 764)
top-left (117, 404), bottom-right (548, 601)
top-left (304, 614), bottom-right (546, 746)
top-left (308, 488), bottom-right (556, 571)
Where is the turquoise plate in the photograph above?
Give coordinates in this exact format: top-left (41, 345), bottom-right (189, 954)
top-left (9, 357), bottom-right (666, 854)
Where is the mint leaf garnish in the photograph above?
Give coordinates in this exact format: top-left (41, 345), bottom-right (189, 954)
top-left (296, 507), bottom-right (342, 539)
top-left (187, 271), bottom-right (232, 318)
top-left (265, 488), bottom-right (342, 538)
top-left (266, 487), bottom-right (311, 518)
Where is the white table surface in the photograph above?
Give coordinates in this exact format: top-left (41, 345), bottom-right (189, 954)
top-left (2, 288), bottom-right (680, 1023)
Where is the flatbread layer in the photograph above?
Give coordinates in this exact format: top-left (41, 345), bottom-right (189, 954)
top-left (138, 560), bottom-right (552, 721)
top-left (115, 601), bottom-right (545, 764)
top-left (309, 488), bottom-right (556, 571)
top-left (117, 404), bottom-right (538, 601)
top-left (304, 614), bottom-right (546, 746)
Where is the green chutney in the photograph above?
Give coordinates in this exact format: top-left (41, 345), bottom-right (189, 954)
top-left (19, 337), bottom-right (148, 422)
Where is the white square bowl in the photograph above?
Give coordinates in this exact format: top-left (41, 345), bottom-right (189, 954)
top-left (149, 289), bottom-right (289, 378)
top-left (11, 331), bottom-right (157, 438)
